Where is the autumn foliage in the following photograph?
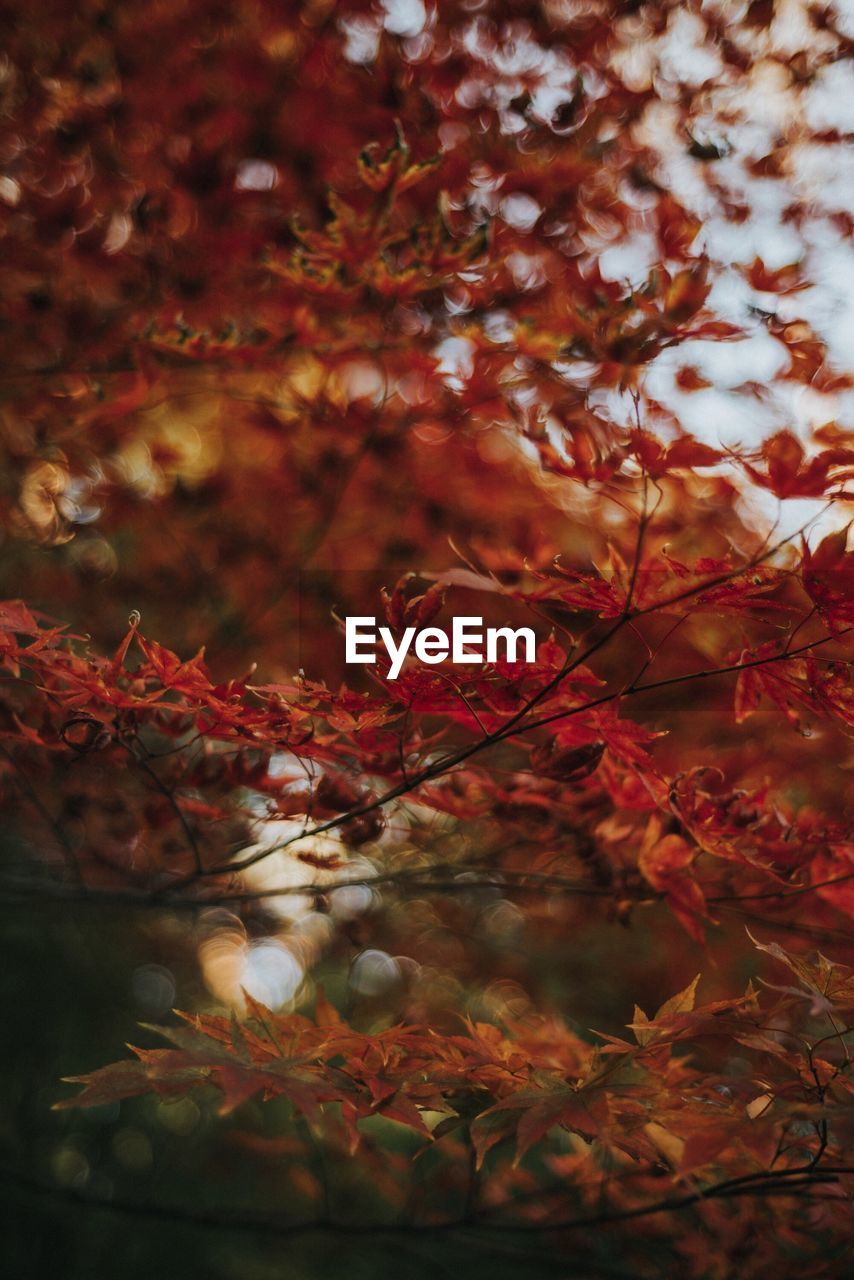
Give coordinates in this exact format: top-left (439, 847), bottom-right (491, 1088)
top-left (1, 2), bottom-right (853, 1276)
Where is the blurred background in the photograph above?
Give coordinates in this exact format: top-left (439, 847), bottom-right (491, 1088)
top-left (0, 1), bottom-right (852, 1275)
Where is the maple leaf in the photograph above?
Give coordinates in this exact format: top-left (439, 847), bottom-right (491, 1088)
top-left (811, 843), bottom-right (854, 918)
top-left (638, 818), bottom-right (711, 941)
top-left (740, 430), bottom-right (854, 499)
top-left (802, 527), bottom-right (854, 632)
top-left (747, 932), bottom-right (854, 1016)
